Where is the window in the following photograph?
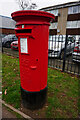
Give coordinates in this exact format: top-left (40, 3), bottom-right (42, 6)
top-left (46, 9), bottom-right (58, 16)
top-left (66, 21), bottom-right (80, 28)
top-left (46, 11), bottom-right (51, 13)
top-left (79, 5), bottom-right (80, 13)
top-left (50, 9), bottom-right (58, 16)
top-left (73, 6), bottom-right (78, 13)
top-left (78, 21), bottom-right (80, 28)
top-left (49, 22), bottom-right (58, 29)
top-left (68, 7), bottom-right (73, 14)
top-left (72, 21), bottom-right (78, 28)
top-left (67, 21), bottom-right (71, 28)
top-left (68, 5), bottom-right (79, 14)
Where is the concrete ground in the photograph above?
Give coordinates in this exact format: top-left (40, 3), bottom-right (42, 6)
top-left (2, 106), bottom-right (17, 119)
top-left (0, 100), bottom-right (32, 119)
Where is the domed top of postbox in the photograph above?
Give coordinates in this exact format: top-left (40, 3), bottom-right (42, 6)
top-left (11, 10), bottom-right (55, 25)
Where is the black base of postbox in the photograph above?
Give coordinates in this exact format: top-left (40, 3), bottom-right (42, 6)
top-left (20, 86), bottom-right (47, 110)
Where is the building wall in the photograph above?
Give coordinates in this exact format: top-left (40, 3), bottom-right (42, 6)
top-left (0, 28), bottom-right (15, 35)
top-left (0, 15), bottom-right (15, 36)
top-left (40, 1), bottom-right (80, 36)
top-left (0, 15), bottom-right (15, 29)
top-left (57, 7), bottom-right (68, 35)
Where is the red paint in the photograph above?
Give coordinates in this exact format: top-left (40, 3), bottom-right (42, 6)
top-left (11, 41), bottom-right (18, 50)
top-left (74, 46), bottom-right (80, 53)
top-left (11, 10), bottom-right (55, 92)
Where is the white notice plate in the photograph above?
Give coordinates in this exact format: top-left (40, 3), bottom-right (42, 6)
top-left (20, 38), bottom-right (28, 53)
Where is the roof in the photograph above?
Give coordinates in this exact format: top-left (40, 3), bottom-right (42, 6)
top-left (40, 1), bottom-right (80, 10)
top-left (0, 15), bottom-right (16, 29)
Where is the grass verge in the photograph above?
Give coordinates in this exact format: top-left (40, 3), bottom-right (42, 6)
top-left (2, 53), bottom-right (79, 118)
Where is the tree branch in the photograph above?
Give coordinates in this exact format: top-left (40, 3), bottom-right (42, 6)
top-left (15, 0), bottom-right (37, 10)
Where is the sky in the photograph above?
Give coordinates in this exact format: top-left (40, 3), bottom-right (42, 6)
top-left (0, 0), bottom-right (79, 17)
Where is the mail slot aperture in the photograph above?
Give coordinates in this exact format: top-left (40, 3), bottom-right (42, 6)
top-left (16, 29), bottom-right (32, 33)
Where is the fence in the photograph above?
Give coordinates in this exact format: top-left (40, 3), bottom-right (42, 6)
top-left (2, 34), bottom-right (80, 76)
top-left (48, 35), bottom-right (80, 76)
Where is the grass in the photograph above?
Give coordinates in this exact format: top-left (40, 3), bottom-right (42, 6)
top-left (2, 53), bottom-right (79, 118)
top-left (47, 68), bottom-right (79, 118)
top-left (2, 54), bottom-right (20, 109)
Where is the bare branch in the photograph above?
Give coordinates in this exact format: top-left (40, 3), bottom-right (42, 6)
top-left (15, 0), bottom-right (37, 10)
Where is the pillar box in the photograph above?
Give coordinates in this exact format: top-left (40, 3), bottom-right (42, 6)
top-left (11, 10), bottom-right (55, 109)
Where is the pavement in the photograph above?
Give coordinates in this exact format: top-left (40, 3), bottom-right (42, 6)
top-left (2, 106), bottom-right (17, 119)
top-left (0, 99), bottom-right (32, 120)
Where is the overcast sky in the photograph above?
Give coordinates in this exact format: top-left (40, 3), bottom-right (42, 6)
top-left (0, 0), bottom-right (79, 17)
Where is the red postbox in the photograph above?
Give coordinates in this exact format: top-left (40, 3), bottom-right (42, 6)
top-left (11, 10), bottom-right (55, 109)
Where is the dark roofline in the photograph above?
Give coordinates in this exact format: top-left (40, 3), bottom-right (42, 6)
top-left (40, 1), bottom-right (80, 10)
top-left (0, 27), bottom-right (15, 29)
top-left (0, 15), bottom-right (11, 19)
